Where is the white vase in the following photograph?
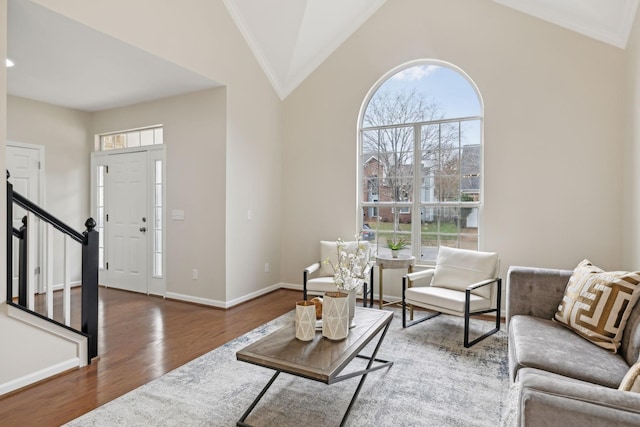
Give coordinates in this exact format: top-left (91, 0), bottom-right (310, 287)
top-left (295, 301), bottom-right (316, 341)
top-left (391, 249), bottom-right (399, 258)
top-left (347, 288), bottom-right (356, 328)
top-left (322, 292), bottom-right (349, 340)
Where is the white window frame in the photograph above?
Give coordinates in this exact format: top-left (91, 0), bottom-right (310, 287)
top-left (358, 60), bottom-right (484, 265)
top-left (97, 124), bottom-right (164, 151)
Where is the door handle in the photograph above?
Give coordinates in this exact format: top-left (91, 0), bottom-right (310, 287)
top-left (139, 227), bottom-right (147, 233)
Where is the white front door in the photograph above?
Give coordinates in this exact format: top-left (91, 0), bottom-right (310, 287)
top-left (6, 143), bottom-right (43, 296)
top-left (106, 151), bottom-right (148, 293)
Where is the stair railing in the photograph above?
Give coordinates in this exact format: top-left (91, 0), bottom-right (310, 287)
top-left (6, 171), bottom-right (99, 363)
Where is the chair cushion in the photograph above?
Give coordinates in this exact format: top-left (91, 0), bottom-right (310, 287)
top-left (306, 277), bottom-right (340, 294)
top-left (318, 240), bottom-right (369, 277)
top-left (306, 277), bottom-right (363, 295)
top-left (431, 246), bottom-right (498, 299)
top-left (620, 362), bottom-right (640, 393)
top-left (509, 315), bottom-right (629, 388)
top-left (554, 259), bottom-right (640, 353)
top-left (405, 286), bottom-right (491, 313)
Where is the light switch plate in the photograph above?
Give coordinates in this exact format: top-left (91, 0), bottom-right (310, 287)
top-left (172, 209), bottom-right (185, 220)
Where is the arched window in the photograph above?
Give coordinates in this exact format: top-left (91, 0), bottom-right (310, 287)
top-left (359, 60), bottom-right (483, 263)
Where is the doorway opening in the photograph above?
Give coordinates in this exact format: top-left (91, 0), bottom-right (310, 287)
top-left (91, 144), bottom-right (166, 296)
top-left (6, 141), bottom-right (46, 296)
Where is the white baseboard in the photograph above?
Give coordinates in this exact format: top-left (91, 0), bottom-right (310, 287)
top-left (163, 292), bottom-right (228, 308)
top-left (224, 283), bottom-right (285, 308)
top-left (166, 283), bottom-right (303, 309)
top-left (51, 280), bottom-right (82, 292)
top-left (278, 283), bottom-right (302, 291)
top-left (0, 359), bottom-right (80, 396)
top-left (167, 284), bottom-right (505, 318)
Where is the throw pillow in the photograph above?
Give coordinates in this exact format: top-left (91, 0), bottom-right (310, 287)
top-left (554, 260), bottom-right (640, 352)
top-left (619, 362), bottom-right (640, 393)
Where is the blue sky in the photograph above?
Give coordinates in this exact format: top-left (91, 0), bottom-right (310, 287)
top-left (381, 64), bottom-right (482, 119)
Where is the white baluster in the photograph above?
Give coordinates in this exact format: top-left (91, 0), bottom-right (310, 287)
top-left (64, 235), bottom-right (71, 326)
top-left (27, 212), bottom-right (37, 311)
top-left (46, 223), bottom-right (53, 318)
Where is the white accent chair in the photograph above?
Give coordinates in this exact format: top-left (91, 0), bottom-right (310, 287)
top-left (402, 246), bottom-right (501, 347)
top-left (303, 240), bottom-right (373, 306)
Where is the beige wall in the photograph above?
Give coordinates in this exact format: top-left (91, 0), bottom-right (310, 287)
top-left (0, 0), bottom-right (81, 396)
top-left (7, 95), bottom-right (92, 286)
top-left (281, 0), bottom-right (627, 287)
top-left (225, 71), bottom-right (284, 301)
top-left (92, 88), bottom-right (228, 302)
top-left (4, 0), bottom-right (632, 299)
top-left (30, 0), bottom-right (284, 303)
top-left (8, 85), bottom-right (277, 305)
top-left (1, 0), bottom-right (283, 392)
top-left (1, 0), bottom-right (638, 394)
top-left (0, 311), bottom-right (80, 390)
top-left (624, 9), bottom-right (640, 269)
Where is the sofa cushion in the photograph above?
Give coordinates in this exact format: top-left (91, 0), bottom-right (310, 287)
top-left (554, 260), bottom-right (640, 353)
top-left (516, 367), bottom-right (640, 426)
top-left (620, 362), bottom-right (640, 393)
top-left (509, 315), bottom-right (629, 388)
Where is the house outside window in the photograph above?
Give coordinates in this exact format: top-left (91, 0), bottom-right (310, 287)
top-left (359, 61), bottom-right (483, 264)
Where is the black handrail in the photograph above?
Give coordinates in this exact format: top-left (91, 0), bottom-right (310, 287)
top-left (6, 171), bottom-right (99, 363)
top-left (12, 191), bottom-right (84, 244)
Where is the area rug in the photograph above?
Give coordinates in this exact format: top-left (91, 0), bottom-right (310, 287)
top-left (65, 309), bottom-right (509, 426)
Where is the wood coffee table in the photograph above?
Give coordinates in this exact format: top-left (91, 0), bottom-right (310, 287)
top-left (236, 307), bottom-right (393, 427)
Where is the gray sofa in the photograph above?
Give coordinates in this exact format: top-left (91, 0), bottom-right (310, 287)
top-left (506, 266), bottom-right (640, 426)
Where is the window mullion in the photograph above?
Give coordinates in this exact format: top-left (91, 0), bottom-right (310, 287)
top-left (412, 124), bottom-right (421, 259)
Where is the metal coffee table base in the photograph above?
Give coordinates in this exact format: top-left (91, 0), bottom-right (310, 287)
top-left (237, 325), bottom-right (393, 427)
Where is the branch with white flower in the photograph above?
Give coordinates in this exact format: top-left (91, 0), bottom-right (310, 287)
top-left (324, 235), bottom-right (371, 291)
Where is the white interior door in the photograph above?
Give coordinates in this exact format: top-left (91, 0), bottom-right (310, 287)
top-left (106, 151), bottom-right (148, 293)
top-left (6, 143), bottom-right (43, 296)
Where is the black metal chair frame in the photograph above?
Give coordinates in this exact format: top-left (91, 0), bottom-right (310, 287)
top-left (401, 276), bottom-right (502, 348)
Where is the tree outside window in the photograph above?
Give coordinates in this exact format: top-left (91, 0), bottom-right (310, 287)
top-left (359, 62), bottom-right (482, 263)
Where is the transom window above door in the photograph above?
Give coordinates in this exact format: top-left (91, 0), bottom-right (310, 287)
top-left (99, 125), bottom-right (164, 151)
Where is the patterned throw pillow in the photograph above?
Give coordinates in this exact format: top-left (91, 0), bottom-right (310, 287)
top-left (619, 362), bottom-right (640, 392)
top-left (554, 260), bottom-right (640, 352)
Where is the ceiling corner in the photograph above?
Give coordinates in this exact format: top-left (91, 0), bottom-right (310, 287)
top-left (223, 0), bottom-right (387, 100)
top-left (493, 0), bottom-right (640, 50)
top-left (222, 0), bottom-right (288, 99)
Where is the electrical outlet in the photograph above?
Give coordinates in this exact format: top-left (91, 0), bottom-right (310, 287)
top-left (192, 269), bottom-right (199, 280)
top-left (264, 262), bottom-right (270, 273)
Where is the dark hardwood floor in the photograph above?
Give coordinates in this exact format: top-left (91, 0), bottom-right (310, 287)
top-left (0, 286), bottom-right (301, 427)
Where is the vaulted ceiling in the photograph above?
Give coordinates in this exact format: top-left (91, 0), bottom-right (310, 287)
top-left (226, 0), bottom-right (639, 99)
top-left (493, 0), bottom-right (639, 49)
top-left (6, 0), bottom-right (639, 111)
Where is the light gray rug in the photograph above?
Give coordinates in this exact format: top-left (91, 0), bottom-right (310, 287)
top-left (65, 309), bottom-right (509, 426)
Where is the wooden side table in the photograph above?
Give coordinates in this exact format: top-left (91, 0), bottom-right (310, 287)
top-left (375, 254), bottom-right (415, 309)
